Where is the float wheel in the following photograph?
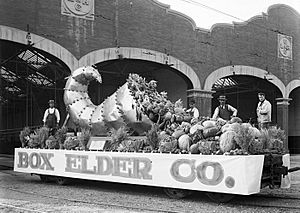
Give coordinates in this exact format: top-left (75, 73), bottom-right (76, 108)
top-left (163, 188), bottom-right (193, 199)
top-left (55, 177), bottom-right (69, 185)
top-left (206, 192), bottom-right (235, 203)
top-left (39, 175), bottom-right (51, 183)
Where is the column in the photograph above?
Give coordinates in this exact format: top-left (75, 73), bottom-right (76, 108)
top-left (187, 89), bottom-right (215, 117)
top-left (0, 58), bottom-right (3, 138)
top-left (276, 98), bottom-right (292, 153)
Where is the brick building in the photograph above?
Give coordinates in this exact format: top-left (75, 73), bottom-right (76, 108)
top-left (0, 0), bottom-right (299, 153)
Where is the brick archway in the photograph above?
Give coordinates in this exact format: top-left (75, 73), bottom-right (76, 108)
top-left (0, 25), bottom-right (77, 71)
top-left (78, 47), bottom-right (201, 89)
top-left (286, 79), bottom-right (300, 98)
top-left (204, 65), bottom-right (285, 97)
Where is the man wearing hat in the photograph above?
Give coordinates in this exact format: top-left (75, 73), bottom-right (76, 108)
top-left (212, 95), bottom-right (237, 121)
top-left (43, 99), bottom-right (60, 130)
top-left (186, 99), bottom-right (199, 119)
top-left (256, 92), bottom-right (271, 129)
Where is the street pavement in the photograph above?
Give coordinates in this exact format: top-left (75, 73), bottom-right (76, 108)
top-left (1, 153), bottom-right (300, 188)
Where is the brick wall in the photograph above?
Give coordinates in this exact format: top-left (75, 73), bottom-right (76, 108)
top-left (1, 1), bottom-right (298, 85)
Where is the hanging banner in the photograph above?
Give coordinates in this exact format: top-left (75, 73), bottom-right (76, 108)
top-left (14, 148), bottom-right (265, 195)
top-left (61, 0), bottom-right (94, 20)
top-left (278, 34), bottom-right (292, 60)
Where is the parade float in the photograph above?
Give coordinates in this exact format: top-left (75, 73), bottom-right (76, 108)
top-left (14, 66), bottom-right (299, 202)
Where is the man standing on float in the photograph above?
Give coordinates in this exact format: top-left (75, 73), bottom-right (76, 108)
top-left (256, 92), bottom-right (272, 129)
top-left (43, 99), bottom-right (60, 133)
top-left (212, 95), bottom-right (237, 121)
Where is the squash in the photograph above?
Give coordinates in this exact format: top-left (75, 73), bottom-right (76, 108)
top-left (219, 130), bottom-right (236, 152)
top-left (178, 134), bottom-right (191, 151)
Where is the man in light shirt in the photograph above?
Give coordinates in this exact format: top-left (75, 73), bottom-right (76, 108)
top-left (186, 99), bottom-right (199, 119)
top-left (212, 95), bottom-right (237, 121)
top-left (43, 99), bottom-right (60, 130)
top-left (256, 92), bottom-right (272, 129)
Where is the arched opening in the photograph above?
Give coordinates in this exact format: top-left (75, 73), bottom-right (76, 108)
top-left (211, 75), bottom-right (282, 124)
top-left (288, 87), bottom-right (300, 154)
top-left (0, 40), bottom-right (71, 153)
top-left (89, 59), bottom-right (193, 107)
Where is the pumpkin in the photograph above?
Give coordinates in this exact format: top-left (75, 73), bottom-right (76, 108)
top-left (172, 129), bottom-right (185, 139)
top-left (178, 134), bottom-right (191, 151)
top-left (219, 130), bottom-right (236, 152)
top-left (189, 124), bottom-right (204, 135)
top-left (202, 120), bottom-right (216, 129)
top-left (190, 143), bottom-right (200, 154)
top-left (202, 126), bottom-right (219, 139)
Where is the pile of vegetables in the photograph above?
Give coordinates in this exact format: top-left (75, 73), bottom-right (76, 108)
top-left (99, 116), bottom-right (285, 155)
top-left (18, 118), bottom-right (286, 155)
top-left (127, 74), bottom-right (191, 124)
top-left (19, 74), bottom-right (286, 155)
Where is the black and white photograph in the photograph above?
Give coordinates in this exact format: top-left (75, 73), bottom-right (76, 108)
top-left (0, 0), bottom-right (300, 212)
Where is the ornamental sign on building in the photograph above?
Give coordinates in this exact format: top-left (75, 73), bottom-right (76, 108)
top-left (278, 34), bottom-right (292, 60)
top-left (61, 0), bottom-right (94, 20)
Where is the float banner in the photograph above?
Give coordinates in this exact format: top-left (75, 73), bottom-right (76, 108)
top-left (14, 148), bottom-right (264, 195)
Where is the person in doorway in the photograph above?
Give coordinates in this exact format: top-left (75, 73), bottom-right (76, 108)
top-left (43, 99), bottom-right (60, 131)
top-left (256, 92), bottom-right (272, 129)
top-left (186, 99), bottom-right (199, 119)
top-left (212, 95), bottom-right (237, 121)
